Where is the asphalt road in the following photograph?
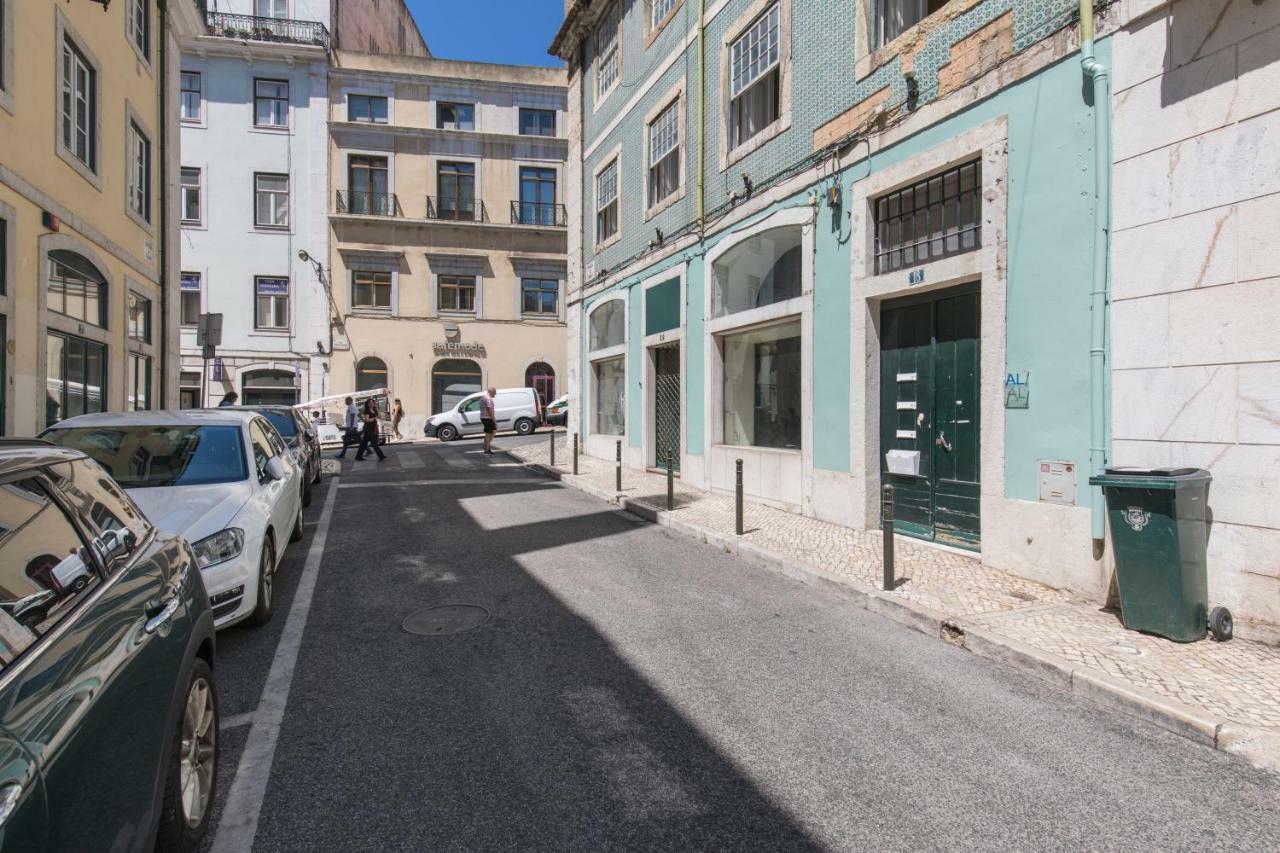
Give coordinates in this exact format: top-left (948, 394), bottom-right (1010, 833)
top-left (202, 434), bottom-right (1280, 852)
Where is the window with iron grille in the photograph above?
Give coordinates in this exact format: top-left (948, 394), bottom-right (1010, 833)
top-left (596, 158), bottom-right (618, 245)
top-left (180, 71), bottom-right (201, 121)
top-left (352, 270), bottom-right (392, 309)
top-left (874, 159), bottom-right (981, 274)
top-left (729, 3), bottom-right (780, 149)
top-left (648, 99), bottom-right (680, 208)
top-left (439, 275), bottom-right (476, 313)
top-left (596, 3), bottom-right (620, 101)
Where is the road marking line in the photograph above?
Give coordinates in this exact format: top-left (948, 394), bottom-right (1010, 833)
top-left (211, 479), bottom-right (340, 853)
top-left (220, 711), bottom-right (256, 732)
top-left (338, 477), bottom-right (555, 489)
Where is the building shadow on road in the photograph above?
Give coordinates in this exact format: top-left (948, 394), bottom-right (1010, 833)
top-left (249, 450), bottom-right (825, 852)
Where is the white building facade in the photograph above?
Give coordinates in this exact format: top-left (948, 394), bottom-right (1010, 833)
top-left (177, 2), bottom-right (334, 406)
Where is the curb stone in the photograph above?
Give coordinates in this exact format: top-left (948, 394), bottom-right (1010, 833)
top-left (508, 451), bottom-right (1280, 774)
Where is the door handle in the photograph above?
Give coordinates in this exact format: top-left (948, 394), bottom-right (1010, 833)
top-left (0, 782), bottom-right (22, 828)
top-left (144, 594), bottom-right (180, 635)
top-left (936, 430), bottom-right (953, 452)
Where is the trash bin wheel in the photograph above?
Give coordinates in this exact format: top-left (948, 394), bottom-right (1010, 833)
top-left (1208, 606), bottom-right (1233, 642)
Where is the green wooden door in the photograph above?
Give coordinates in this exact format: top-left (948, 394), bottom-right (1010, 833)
top-left (880, 285), bottom-right (981, 548)
top-left (653, 345), bottom-right (681, 471)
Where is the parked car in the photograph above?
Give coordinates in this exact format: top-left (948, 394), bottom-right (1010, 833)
top-left (545, 394), bottom-right (569, 427)
top-left (236, 405), bottom-right (322, 507)
top-left (43, 410), bottom-right (303, 630)
top-left (0, 439), bottom-right (218, 852)
top-left (425, 388), bottom-right (543, 441)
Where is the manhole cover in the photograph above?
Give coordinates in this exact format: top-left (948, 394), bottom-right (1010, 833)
top-left (402, 605), bottom-right (490, 636)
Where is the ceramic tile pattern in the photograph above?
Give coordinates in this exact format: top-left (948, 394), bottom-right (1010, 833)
top-left (517, 437), bottom-right (1280, 732)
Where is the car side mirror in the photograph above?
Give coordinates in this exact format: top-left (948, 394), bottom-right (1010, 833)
top-left (264, 456), bottom-right (287, 482)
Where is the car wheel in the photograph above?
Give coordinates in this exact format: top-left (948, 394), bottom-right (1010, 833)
top-left (290, 504), bottom-right (304, 543)
top-left (437, 424), bottom-right (458, 442)
top-left (301, 473), bottom-right (313, 508)
top-left (515, 417), bottom-right (535, 436)
top-left (156, 657), bottom-right (217, 853)
top-left (248, 539), bottom-right (275, 627)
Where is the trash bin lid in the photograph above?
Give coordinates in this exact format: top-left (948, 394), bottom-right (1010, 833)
top-left (1090, 466), bottom-right (1212, 489)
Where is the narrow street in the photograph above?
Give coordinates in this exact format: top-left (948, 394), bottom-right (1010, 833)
top-left (201, 438), bottom-right (1280, 852)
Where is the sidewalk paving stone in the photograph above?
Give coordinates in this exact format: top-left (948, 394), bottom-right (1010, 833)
top-left (514, 435), bottom-right (1280, 762)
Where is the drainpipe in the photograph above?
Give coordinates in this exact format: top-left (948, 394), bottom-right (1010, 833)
top-left (696, 0), bottom-right (706, 230)
top-left (158, 0), bottom-right (171, 406)
top-left (1080, 0), bottom-right (1111, 541)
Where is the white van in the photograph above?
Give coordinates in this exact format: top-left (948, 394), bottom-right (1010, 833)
top-left (425, 388), bottom-right (542, 441)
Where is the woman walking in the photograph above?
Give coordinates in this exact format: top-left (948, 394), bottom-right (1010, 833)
top-left (355, 397), bottom-right (387, 461)
top-left (391, 398), bottom-right (405, 440)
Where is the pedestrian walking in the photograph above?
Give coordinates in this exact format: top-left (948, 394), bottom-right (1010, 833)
top-left (355, 397), bottom-right (387, 461)
top-left (218, 391), bottom-right (238, 407)
top-left (480, 387), bottom-right (498, 455)
top-left (335, 397), bottom-right (360, 459)
top-left (391, 398), bottom-right (404, 440)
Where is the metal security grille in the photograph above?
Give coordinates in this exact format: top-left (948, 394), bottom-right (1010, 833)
top-left (874, 159), bottom-right (981, 274)
top-left (654, 345), bottom-right (681, 472)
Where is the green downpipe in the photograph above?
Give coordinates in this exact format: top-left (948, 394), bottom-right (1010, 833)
top-left (1081, 0), bottom-right (1111, 541)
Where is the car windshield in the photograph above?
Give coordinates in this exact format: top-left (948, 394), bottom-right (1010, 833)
top-left (257, 410), bottom-right (299, 447)
top-left (45, 425), bottom-right (248, 487)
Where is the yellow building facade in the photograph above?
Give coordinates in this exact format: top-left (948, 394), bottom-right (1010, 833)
top-left (327, 52), bottom-right (568, 436)
top-left (0, 0), bottom-right (200, 435)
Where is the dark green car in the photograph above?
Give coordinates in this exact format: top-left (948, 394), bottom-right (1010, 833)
top-left (0, 441), bottom-right (218, 852)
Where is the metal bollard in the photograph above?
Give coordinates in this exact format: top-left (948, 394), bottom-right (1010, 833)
top-left (735, 459), bottom-right (744, 536)
top-left (882, 484), bottom-right (896, 591)
top-left (549, 429), bottom-right (555, 466)
top-left (666, 454), bottom-right (674, 510)
top-left (615, 440), bottom-right (623, 492)
top-left (572, 433), bottom-right (579, 475)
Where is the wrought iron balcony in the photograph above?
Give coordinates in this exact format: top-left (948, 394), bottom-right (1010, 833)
top-left (510, 201), bottom-right (568, 227)
top-left (204, 11), bottom-right (331, 51)
top-left (426, 197), bottom-right (489, 223)
top-left (335, 191), bottom-right (402, 217)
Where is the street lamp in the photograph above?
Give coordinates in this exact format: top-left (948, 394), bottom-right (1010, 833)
top-left (299, 249), bottom-right (358, 365)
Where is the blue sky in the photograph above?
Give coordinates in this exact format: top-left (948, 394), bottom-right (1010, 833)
top-left (406, 0), bottom-right (565, 67)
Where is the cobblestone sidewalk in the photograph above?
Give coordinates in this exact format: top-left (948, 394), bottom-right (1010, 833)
top-left (514, 435), bottom-right (1280, 741)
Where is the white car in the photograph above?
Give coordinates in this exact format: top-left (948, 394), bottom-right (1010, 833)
top-left (43, 410), bottom-right (304, 629)
top-left (424, 387), bottom-right (543, 441)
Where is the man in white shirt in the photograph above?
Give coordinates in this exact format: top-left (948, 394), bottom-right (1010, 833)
top-left (480, 387), bottom-right (497, 455)
top-left (336, 397), bottom-right (359, 459)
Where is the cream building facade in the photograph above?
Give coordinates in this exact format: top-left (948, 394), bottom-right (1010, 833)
top-left (0, 0), bottom-right (201, 434)
top-left (327, 52), bottom-right (568, 436)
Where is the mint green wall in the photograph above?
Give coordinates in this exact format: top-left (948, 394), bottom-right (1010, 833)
top-left (628, 286), bottom-right (643, 449)
top-left (579, 44), bottom-right (1109, 506)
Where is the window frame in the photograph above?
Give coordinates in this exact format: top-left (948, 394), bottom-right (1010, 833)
top-left (253, 172), bottom-right (291, 230)
top-left (179, 70), bottom-right (202, 123)
top-left (180, 167), bottom-right (202, 227)
top-left (518, 108), bottom-right (556, 137)
top-left (645, 0), bottom-right (683, 47)
top-left (437, 274), bottom-right (477, 314)
top-left (127, 352), bottom-right (152, 411)
top-left (872, 157), bottom-right (982, 274)
top-left (593, 151), bottom-right (621, 251)
top-left (253, 77), bottom-right (289, 129)
top-left (348, 93), bottom-right (389, 124)
top-left (56, 16), bottom-right (101, 187)
top-left (127, 290), bottom-right (152, 345)
top-left (591, 356), bottom-right (626, 437)
top-left (0, 0), bottom-right (14, 114)
top-left (436, 160), bottom-right (478, 221)
top-left (594, 2), bottom-right (622, 106)
top-left (253, 276), bottom-right (290, 331)
top-left (719, 0), bottom-right (792, 170)
top-left (47, 252), bottom-right (108, 329)
top-left (45, 330), bottom-right (108, 426)
top-left (126, 0), bottom-right (151, 67)
top-left (520, 278), bottom-right (560, 318)
top-left (436, 102), bottom-right (475, 131)
top-left (351, 269), bottom-right (393, 311)
top-left (125, 114), bottom-right (153, 228)
top-left (644, 82), bottom-right (687, 219)
top-left (180, 272), bottom-right (202, 328)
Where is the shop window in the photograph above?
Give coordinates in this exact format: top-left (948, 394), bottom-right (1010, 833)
top-left (711, 226), bottom-right (801, 318)
top-left (593, 357), bottom-right (625, 436)
top-left (721, 320), bottom-right (801, 449)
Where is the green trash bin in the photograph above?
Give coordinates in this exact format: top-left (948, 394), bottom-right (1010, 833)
top-left (1089, 467), bottom-right (1231, 643)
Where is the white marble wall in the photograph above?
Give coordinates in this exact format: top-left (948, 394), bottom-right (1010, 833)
top-left (1112, 0), bottom-right (1280, 630)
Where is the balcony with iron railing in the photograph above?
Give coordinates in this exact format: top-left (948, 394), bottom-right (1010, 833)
top-left (426, 197), bottom-right (489, 223)
top-left (204, 11), bottom-right (331, 51)
top-left (510, 201), bottom-right (568, 227)
top-left (335, 191), bottom-right (402, 217)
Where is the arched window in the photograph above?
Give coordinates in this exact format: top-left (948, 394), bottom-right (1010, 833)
top-left (48, 250), bottom-right (108, 327)
top-left (241, 369), bottom-right (298, 406)
top-left (711, 226), bottom-right (802, 318)
top-left (431, 359), bottom-right (482, 413)
top-left (588, 299), bottom-right (625, 351)
top-left (355, 356), bottom-right (388, 392)
top-left (525, 362), bottom-right (555, 406)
